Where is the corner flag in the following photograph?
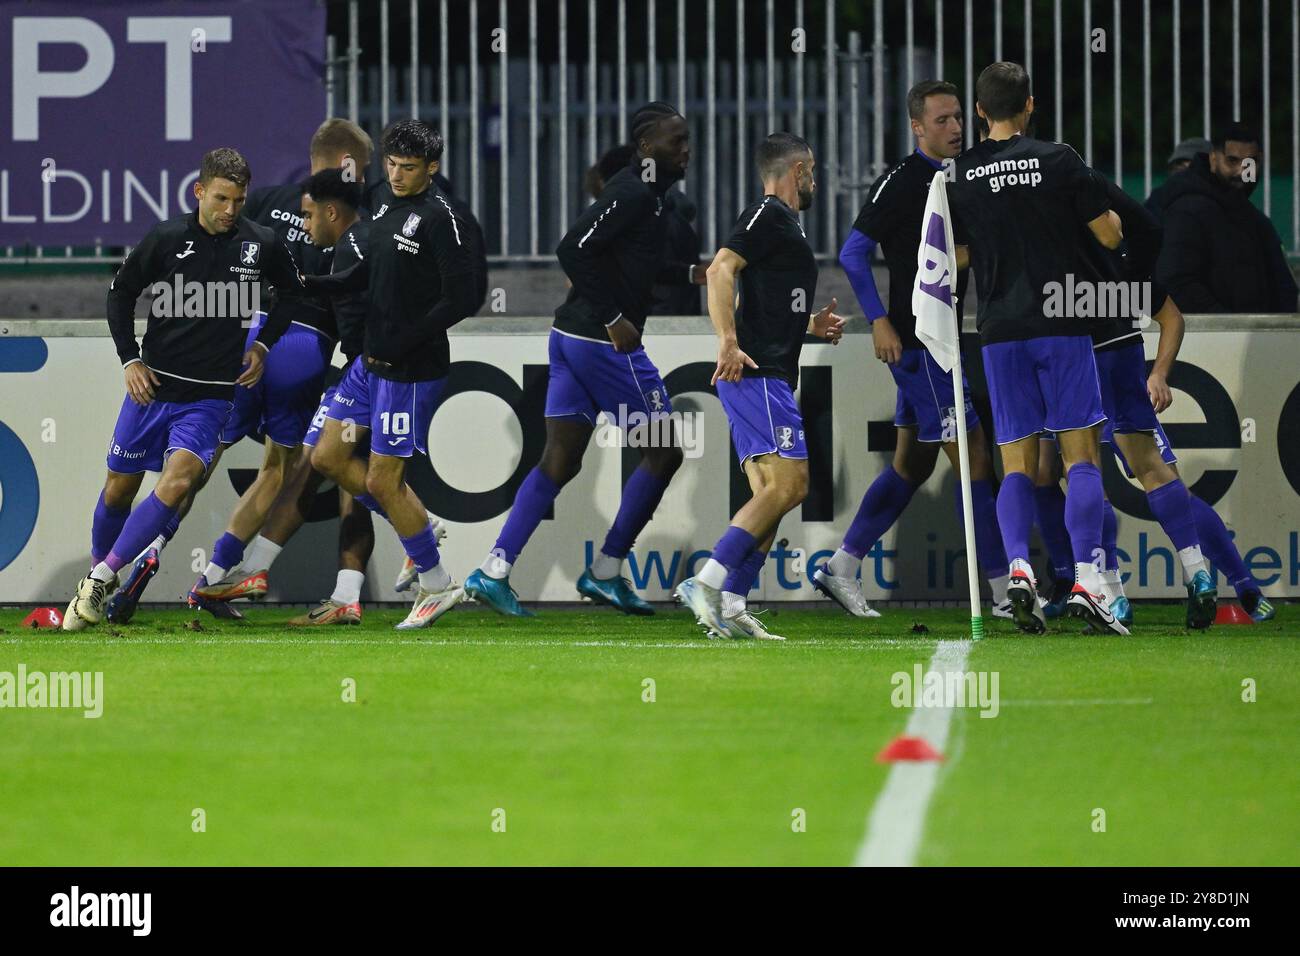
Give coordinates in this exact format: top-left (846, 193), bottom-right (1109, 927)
top-left (911, 171), bottom-right (985, 640)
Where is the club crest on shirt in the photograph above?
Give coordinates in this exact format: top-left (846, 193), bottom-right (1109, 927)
top-left (240, 241), bottom-right (260, 265)
top-left (776, 426), bottom-right (795, 450)
top-left (648, 389), bottom-right (665, 411)
top-left (401, 213), bottom-right (422, 237)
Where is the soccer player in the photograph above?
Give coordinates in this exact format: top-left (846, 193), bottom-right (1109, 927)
top-left (1040, 177), bottom-right (1259, 627)
top-left (947, 62), bottom-right (1127, 635)
top-left (105, 119), bottom-right (378, 623)
top-left (675, 133), bottom-right (845, 639)
top-left (463, 102), bottom-right (691, 617)
top-left (64, 148), bottom-right (306, 631)
top-left (306, 120), bottom-right (487, 630)
top-left (812, 80), bottom-right (1011, 620)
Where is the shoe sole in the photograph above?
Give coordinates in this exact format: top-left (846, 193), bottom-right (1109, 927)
top-left (1008, 587), bottom-right (1046, 634)
top-left (1186, 589), bottom-right (1218, 630)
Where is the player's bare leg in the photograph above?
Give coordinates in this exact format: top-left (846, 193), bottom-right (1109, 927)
top-left (679, 454), bottom-right (807, 638)
top-left (288, 486), bottom-right (377, 626)
top-left (194, 438), bottom-right (303, 601)
top-left (69, 451), bottom-right (205, 631)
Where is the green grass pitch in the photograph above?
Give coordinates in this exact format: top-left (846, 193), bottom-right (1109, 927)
top-left (1, 603), bottom-right (1296, 866)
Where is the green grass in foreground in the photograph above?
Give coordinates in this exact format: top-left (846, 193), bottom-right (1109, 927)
top-left (0, 603), bottom-right (1295, 866)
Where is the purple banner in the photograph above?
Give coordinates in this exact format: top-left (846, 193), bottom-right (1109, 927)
top-left (0, 0), bottom-right (324, 246)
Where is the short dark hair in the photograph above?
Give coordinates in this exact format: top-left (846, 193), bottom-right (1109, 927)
top-left (907, 80), bottom-right (960, 121)
top-left (755, 132), bottom-right (812, 181)
top-left (597, 143), bottom-right (638, 183)
top-left (975, 61), bottom-right (1031, 122)
top-left (380, 119), bottom-right (444, 162)
top-left (310, 118), bottom-right (374, 168)
top-left (630, 101), bottom-right (684, 146)
top-left (1213, 121), bottom-right (1261, 151)
top-left (301, 168), bottom-right (362, 210)
top-left (199, 147), bottom-right (250, 187)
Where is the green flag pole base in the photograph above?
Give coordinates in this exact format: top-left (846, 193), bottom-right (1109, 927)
top-left (970, 616), bottom-right (985, 642)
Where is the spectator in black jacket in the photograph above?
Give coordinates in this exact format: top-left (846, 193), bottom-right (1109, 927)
top-left (1154, 122), bottom-right (1297, 313)
top-left (1144, 137), bottom-right (1211, 220)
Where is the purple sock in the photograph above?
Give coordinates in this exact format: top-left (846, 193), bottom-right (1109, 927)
top-left (959, 479), bottom-right (1008, 575)
top-left (1064, 462), bottom-right (1104, 567)
top-left (1146, 478), bottom-right (1199, 553)
top-left (211, 531), bottom-right (244, 574)
top-left (1033, 484), bottom-right (1074, 579)
top-left (91, 491), bottom-right (131, 566)
top-left (601, 465), bottom-right (674, 559)
top-left (104, 493), bottom-right (176, 573)
top-left (723, 545), bottom-right (769, 594)
top-left (711, 525), bottom-right (757, 572)
top-left (354, 493), bottom-right (388, 520)
top-left (1101, 499), bottom-right (1119, 571)
top-left (842, 466), bottom-right (917, 558)
top-left (399, 523), bottom-right (442, 573)
top-left (494, 467), bottom-right (561, 564)
top-left (996, 472), bottom-right (1035, 564)
top-left (159, 509), bottom-right (182, 543)
top-left (1188, 494), bottom-right (1254, 596)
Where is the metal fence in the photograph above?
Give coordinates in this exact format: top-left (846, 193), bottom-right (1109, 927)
top-left (5, 0), bottom-right (1298, 266)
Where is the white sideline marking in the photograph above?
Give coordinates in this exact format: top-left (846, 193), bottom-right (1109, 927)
top-left (855, 639), bottom-right (970, 868)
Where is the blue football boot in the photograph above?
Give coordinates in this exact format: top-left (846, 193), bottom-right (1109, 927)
top-left (464, 569), bottom-right (535, 617)
top-left (1243, 590), bottom-right (1276, 623)
top-left (104, 547), bottom-right (160, 624)
top-left (186, 575), bottom-right (245, 620)
top-left (1185, 569), bottom-right (1217, 630)
top-left (576, 569), bottom-right (654, 615)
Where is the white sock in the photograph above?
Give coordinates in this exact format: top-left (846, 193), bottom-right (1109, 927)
top-left (150, 534), bottom-right (167, 553)
top-left (1112, 569), bottom-right (1128, 598)
top-left (480, 553), bottom-right (512, 579)
top-left (1177, 545), bottom-right (1208, 583)
top-left (828, 547), bottom-right (862, 579)
top-left (987, 573), bottom-right (1009, 605)
top-left (418, 564), bottom-right (452, 593)
top-left (1099, 569), bottom-right (1122, 604)
top-left (202, 562), bottom-right (229, 584)
top-left (590, 551), bottom-right (622, 579)
top-left (697, 558), bottom-right (728, 589)
top-left (243, 535), bottom-right (283, 572)
top-left (1010, 557), bottom-right (1035, 582)
top-left (331, 569), bottom-right (364, 605)
top-left (90, 562), bottom-right (116, 584)
top-left (721, 590), bottom-right (746, 617)
top-left (1075, 561), bottom-right (1103, 597)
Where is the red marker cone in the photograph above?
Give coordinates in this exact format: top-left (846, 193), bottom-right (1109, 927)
top-left (876, 735), bottom-right (944, 763)
top-left (22, 607), bottom-right (63, 629)
top-left (1214, 603), bottom-right (1255, 625)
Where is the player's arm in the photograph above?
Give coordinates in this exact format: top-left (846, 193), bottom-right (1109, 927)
top-left (808, 297), bottom-right (845, 344)
top-left (330, 229), bottom-right (370, 359)
top-left (106, 229), bottom-right (163, 405)
top-left (704, 248), bottom-right (757, 385)
top-left (1087, 209), bottom-right (1123, 250)
top-left (556, 179), bottom-right (647, 350)
top-left (237, 240), bottom-right (302, 387)
top-left (303, 255), bottom-right (370, 294)
top-left (1146, 293), bottom-right (1184, 413)
top-left (422, 211), bottom-right (487, 335)
top-left (839, 228), bottom-right (900, 364)
top-left (954, 245), bottom-right (969, 270)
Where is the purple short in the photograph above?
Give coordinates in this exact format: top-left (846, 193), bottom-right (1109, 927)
top-left (221, 323), bottom-right (333, 447)
top-left (106, 395), bottom-right (232, 473)
top-left (981, 335), bottom-right (1106, 444)
top-left (716, 376), bottom-right (807, 465)
top-left (1096, 341), bottom-right (1178, 478)
top-left (302, 359), bottom-right (357, 450)
top-left (543, 328), bottom-right (673, 425)
top-left (325, 356), bottom-right (446, 458)
top-left (891, 346), bottom-right (980, 442)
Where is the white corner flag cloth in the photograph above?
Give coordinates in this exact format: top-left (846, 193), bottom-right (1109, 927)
top-left (911, 171), bottom-right (961, 373)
